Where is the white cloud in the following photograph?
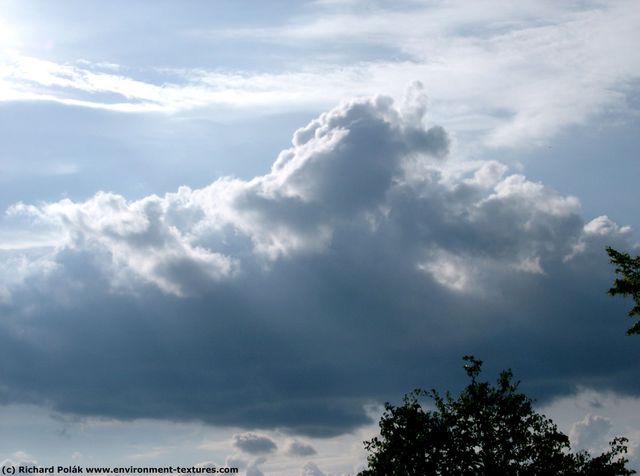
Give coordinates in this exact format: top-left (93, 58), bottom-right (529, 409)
top-left (514, 255), bottom-right (544, 275)
top-left (1, 1), bottom-right (639, 149)
top-left (194, 462), bottom-right (222, 470)
top-left (486, 174), bottom-right (580, 217)
top-left (0, 451), bottom-right (37, 468)
top-left (418, 249), bottom-right (475, 292)
top-left (584, 215), bottom-right (633, 238)
top-left (3, 89), bottom-right (448, 296)
top-left (300, 461), bottom-right (326, 476)
top-left (2, 87), bottom-right (635, 301)
top-left (464, 161), bottom-right (508, 188)
top-left (7, 192), bottom-right (237, 296)
top-left (564, 215), bottom-right (637, 262)
top-left (542, 389), bottom-right (640, 469)
top-left (570, 414), bottom-right (613, 453)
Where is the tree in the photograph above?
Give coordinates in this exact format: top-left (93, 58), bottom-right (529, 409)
top-left (607, 246), bottom-right (640, 335)
top-left (359, 356), bottom-right (634, 476)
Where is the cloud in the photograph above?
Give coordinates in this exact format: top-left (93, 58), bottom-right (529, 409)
top-left (224, 455), bottom-right (248, 471)
top-left (244, 457), bottom-right (267, 476)
top-left (1, 1), bottom-right (639, 148)
top-left (1, 451), bottom-right (38, 468)
top-left (541, 390), bottom-right (640, 470)
top-left (6, 84), bottom-right (446, 289)
top-left (0, 89), bottom-right (638, 439)
top-left (194, 462), bottom-right (222, 471)
top-left (300, 462), bottom-right (326, 476)
top-left (232, 433), bottom-right (277, 455)
top-left (6, 193), bottom-right (237, 296)
top-left (245, 466), bottom-right (263, 476)
top-left (570, 414), bottom-right (613, 453)
top-left (286, 440), bottom-right (317, 457)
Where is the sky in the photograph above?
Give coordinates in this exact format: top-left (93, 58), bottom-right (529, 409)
top-left (1, 1), bottom-right (640, 474)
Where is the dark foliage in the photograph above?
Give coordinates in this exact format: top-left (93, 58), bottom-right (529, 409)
top-left (607, 246), bottom-right (640, 335)
top-left (359, 356), bottom-right (634, 476)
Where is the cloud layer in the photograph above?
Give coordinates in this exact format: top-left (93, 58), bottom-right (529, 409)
top-left (0, 87), bottom-right (638, 437)
top-left (1, 0), bottom-right (639, 148)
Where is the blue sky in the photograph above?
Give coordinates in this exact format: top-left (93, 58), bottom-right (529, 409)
top-left (1, 1), bottom-right (640, 474)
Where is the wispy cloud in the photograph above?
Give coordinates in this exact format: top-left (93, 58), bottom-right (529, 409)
top-left (1, 0), bottom-right (639, 148)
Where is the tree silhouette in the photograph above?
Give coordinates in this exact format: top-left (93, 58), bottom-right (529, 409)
top-left (607, 246), bottom-right (640, 335)
top-left (359, 356), bottom-right (634, 475)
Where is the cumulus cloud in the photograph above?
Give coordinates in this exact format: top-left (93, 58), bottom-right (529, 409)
top-left (286, 440), bottom-right (317, 457)
top-left (5, 84), bottom-right (447, 292)
top-left (232, 433), bottom-right (277, 455)
top-left (570, 414), bottom-right (613, 453)
top-left (1, 451), bottom-right (38, 468)
top-left (244, 457), bottom-right (267, 476)
top-left (193, 462), bottom-right (219, 470)
top-left (244, 466), bottom-right (264, 476)
top-left (6, 193), bottom-right (237, 296)
top-left (224, 455), bottom-right (248, 471)
top-left (300, 462), bottom-right (326, 476)
top-left (0, 89), bottom-right (638, 438)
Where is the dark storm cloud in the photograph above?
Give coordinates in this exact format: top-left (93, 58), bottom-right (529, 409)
top-left (0, 85), bottom-right (639, 437)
